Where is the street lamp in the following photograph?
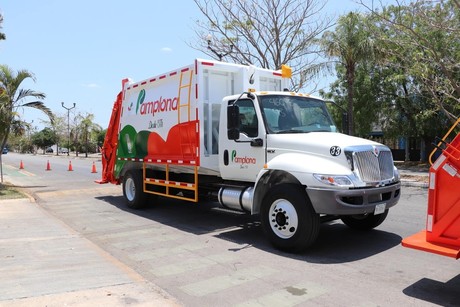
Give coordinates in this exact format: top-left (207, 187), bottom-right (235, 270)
top-left (61, 102), bottom-right (76, 156)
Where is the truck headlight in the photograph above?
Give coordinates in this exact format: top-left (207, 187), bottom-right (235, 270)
top-left (313, 174), bottom-right (354, 187)
top-left (394, 166), bottom-right (400, 182)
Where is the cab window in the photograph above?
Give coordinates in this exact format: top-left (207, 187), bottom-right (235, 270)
top-left (234, 99), bottom-right (258, 137)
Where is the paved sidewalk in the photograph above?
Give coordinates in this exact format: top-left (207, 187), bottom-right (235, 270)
top-left (0, 197), bottom-right (181, 307)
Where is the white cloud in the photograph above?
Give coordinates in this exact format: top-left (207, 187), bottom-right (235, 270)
top-left (161, 47), bottom-right (172, 52)
top-left (83, 83), bottom-right (100, 88)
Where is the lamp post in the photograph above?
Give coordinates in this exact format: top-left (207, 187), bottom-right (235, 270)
top-left (206, 34), bottom-right (233, 61)
top-left (61, 102), bottom-right (76, 156)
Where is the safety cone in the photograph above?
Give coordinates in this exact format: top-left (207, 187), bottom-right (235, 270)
top-left (19, 160), bottom-right (24, 169)
top-left (91, 161), bottom-right (97, 173)
top-left (46, 160), bottom-right (51, 171)
top-left (68, 161), bottom-right (73, 171)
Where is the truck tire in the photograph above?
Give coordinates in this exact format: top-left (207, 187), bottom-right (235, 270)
top-left (340, 209), bottom-right (389, 230)
top-left (261, 184), bottom-right (320, 252)
top-left (122, 170), bottom-right (147, 209)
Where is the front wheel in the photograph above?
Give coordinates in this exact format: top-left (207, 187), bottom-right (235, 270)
top-left (122, 170), bottom-right (147, 209)
top-left (261, 184), bottom-right (320, 252)
top-left (340, 209), bottom-right (389, 230)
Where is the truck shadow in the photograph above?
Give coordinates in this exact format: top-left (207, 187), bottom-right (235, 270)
top-left (402, 274), bottom-right (460, 306)
top-left (97, 195), bottom-right (401, 264)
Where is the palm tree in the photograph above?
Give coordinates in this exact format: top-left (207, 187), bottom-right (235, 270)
top-left (77, 113), bottom-right (102, 157)
top-left (0, 65), bottom-right (54, 182)
top-left (319, 12), bottom-right (375, 136)
top-left (0, 14), bottom-right (6, 41)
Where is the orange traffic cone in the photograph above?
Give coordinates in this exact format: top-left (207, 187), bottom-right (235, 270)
top-left (46, 160), bottom-right (51, 171)
top-left (91, 161), bottom-right (97, 173)
top-left (19, 160), bottom-right (24, 169)
top-left (68, 161), bottom-right (73, 171)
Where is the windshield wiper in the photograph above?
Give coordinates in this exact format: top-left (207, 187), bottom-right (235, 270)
top-left (276, 129), bottom-right (305, 134)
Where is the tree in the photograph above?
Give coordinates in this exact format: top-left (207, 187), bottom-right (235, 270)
top-left (362, 0), bottom-right (460, 123)
top-left (318, 12), bottom-right (376, 136)
top-left (0, 13), bottom-right (5, 41)
top-left (192, 0), bottom-right (333, 90)
top-left (31, 127), bottom-right (57, 153)
top-left (321, 61), bottom-right (382, 137)
top-left (0, 65), bottom-right (54, 182)
top-left (75, 113), bottom-right (102, 157)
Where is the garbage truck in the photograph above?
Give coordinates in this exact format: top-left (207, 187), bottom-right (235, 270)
top-left (98, 59), bottom-right (401, 252)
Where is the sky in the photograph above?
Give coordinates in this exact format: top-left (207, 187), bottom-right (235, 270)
top-left (1, 0), bottom-right (396, 131)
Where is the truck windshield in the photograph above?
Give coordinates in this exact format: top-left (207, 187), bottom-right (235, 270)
top-left (259, 95), bottom-right (336, 134)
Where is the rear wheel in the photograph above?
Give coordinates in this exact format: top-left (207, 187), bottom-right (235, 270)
top-left (123, 170), bottom-right (147, 209)
top-left (340, 209), bottom-right (389, 230)
top-left (261, 184), bottom-right (320, 252)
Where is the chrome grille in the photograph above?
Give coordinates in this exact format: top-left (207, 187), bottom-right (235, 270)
top-left (353, 149), bottom-right (394, 182)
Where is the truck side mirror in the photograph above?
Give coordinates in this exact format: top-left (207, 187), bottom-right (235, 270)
top-left (227, 104), bottom-right (240, 140)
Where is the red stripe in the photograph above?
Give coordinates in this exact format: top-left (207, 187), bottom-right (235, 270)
top-left (181, 68), bottom-right (189, 72)
top-left (273, 72), bottom-right (282, 76)
top-left (159, 75), bottom-right (166, 79)
top-left (141, 81), bottom-right (147, 85)
top-left (195, 84), bottom-right (198, 99)
top-left (150, 78), bottom-right (156, 82)
top-left (133, 84), bottom-right (139, 88)
top-left (170, 72), bottom-right (177, 76)
top-left (201, 61), bottom-right (214, 66)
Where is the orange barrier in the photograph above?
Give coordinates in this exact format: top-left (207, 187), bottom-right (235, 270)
top-left (46, 160), bottom-right (51, 171)
top-left (402, 118), bottom-right (460, 259)
top-left (19, 160), bottom-right (24, 169)
top-left (91, 161), bottom-right (97, 173)
top-left (68, 161), bottom-right (73, 171)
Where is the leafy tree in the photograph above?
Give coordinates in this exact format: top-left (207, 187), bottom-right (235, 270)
top-left (318, 12), bottom-right (376, 136)
top-left (0, 65), bottom-right (54, 182)
top-left (96, 129), bottom-right (106, 150)
top-left (363, 0), bottom-right (460, 123)
top-left (0, 14), bottom-right (5, 41)
top-left (41, 114), bottom-right (69, 155)
top-left (192, 0), bottom-right (333, 90)
top-left (321, 61), bottom-right (382, 137)
top-left (319, 2), bottom-right (458, 161)
top-left (31, 127), bottom-right (57, 153)
top-left (0, 65), bottom-right (53, 149)
top-left (74, 112), bottom-right (102, 156)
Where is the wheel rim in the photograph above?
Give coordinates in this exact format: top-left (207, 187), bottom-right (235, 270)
top-left (125, 177), bottom-right (136, 201)
top-left (268, 199), bottom-right (299, 239)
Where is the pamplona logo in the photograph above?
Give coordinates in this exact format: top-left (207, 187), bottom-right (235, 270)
top-left (134, 89), bottom-right (178, 117)
top-left (231, 150), bottom-right (257, 165)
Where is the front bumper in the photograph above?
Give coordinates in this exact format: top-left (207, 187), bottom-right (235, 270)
top-left (306, 182), bottom-right (401, 215)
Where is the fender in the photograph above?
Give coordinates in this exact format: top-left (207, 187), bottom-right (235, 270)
top-left (251, 152), bottom-right (352, 215)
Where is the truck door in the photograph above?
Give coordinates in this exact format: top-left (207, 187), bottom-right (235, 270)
top-left (219, 98), bottom-right (266, 181)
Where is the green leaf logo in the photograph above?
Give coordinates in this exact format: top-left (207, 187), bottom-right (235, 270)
top-left (136, 89), bottom-right (146, 114)
top-left (231, 150), bottom-right (237, 162)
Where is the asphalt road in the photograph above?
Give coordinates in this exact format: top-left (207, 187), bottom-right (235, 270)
top-left (1, 152), bottom-right (459, 306)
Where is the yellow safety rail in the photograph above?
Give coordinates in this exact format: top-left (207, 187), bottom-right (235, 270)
top-left (429, 117), bottom-right (460, 165)
top-left (143, 162), bottom-right (199, 202)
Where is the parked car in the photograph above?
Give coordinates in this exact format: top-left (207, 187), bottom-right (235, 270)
top-left (2, 147), bottom-right (8, 154)
top-left (46, 147), bottom-right (53, 153)
top-left (59, 148), bottom-right (69, 154)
